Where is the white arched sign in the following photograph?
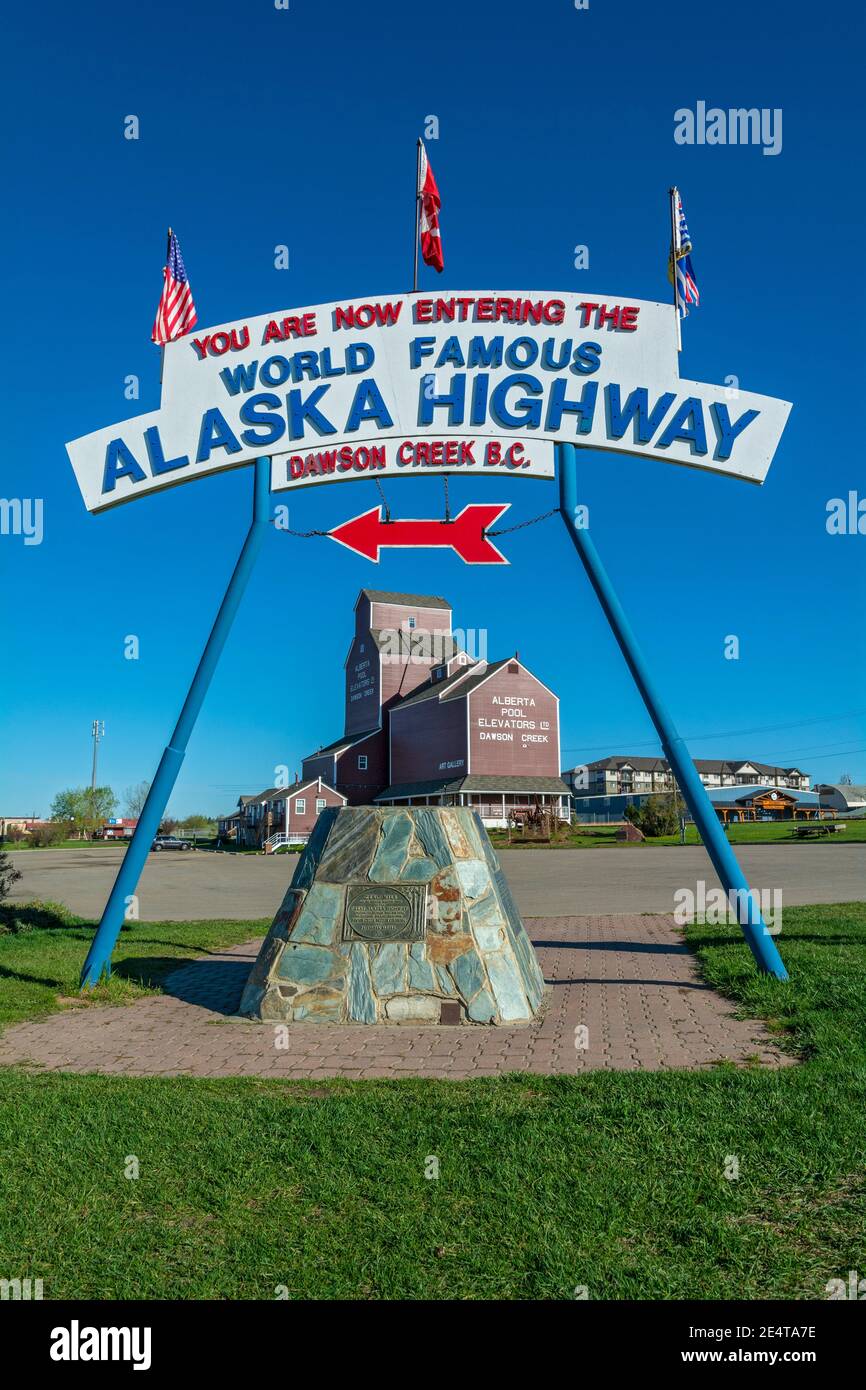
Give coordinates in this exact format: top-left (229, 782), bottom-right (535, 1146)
top-left (67, 289), bottom-right (791, 511)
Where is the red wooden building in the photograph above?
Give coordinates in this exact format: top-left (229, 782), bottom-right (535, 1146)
top-left (302, 590), bottom-right (569, 825)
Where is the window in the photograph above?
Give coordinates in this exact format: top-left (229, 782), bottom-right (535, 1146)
top-left (407, 616), bottom-right (416, 629)
top-left (295, 798), bottom-right (306, 814)
top-left (358, 755), bottom-right (368, 770)
top-left (316, 798), bottom-right (326, 813)
top-left (507, 662), bottom-right (518, 673)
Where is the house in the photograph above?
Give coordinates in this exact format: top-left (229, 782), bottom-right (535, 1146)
top-left (301, 589), bottom-right (570, 826)
top-left (219, 778), bottom-right (346, 849)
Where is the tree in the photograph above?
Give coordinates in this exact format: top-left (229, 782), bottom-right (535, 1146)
top-left (626, 793), bottom-right (678, 838)
top-left (0, 849), bottom-right (21, 905)
top-left (49, 786), bottom-right (117, 839)
top-left (180, 814), bottom-right (211, 831)
top-left (124, 780), bottom-right (151, 818)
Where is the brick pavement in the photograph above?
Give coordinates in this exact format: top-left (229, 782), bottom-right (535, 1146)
top-left (0, 916), bottom-right (794, 1078)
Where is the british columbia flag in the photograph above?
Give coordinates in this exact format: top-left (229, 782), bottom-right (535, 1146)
top-left (668, 191), bottom-right (700, 316)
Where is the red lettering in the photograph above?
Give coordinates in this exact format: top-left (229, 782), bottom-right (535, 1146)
top-left (445, 441), bottom-right (458, 464)
top-left (415, 300), bottom-right (433, 322)
top-left (210, 332), bottom-right (231, 355)
top-left (191, 336), bottom-right (211, 359)
top-left (398, 441), bottom-right (414, 464)
top-left (619, 305), bottom-right (639, 331)
top-left (476, 297), bottom-right (494, 321)
top-left (289, 455), bottom-right (305, 479)
top-left (577, 302), bottom-right (599, 327)
top-left (544, 299), bottom-right (565, 324)
top-left (596, 303), bottom-right (620, 329)
top-left (302, 313), bottom-right (317, 335)
top-left (431, 441), bottom-right (444, 465)
top-left (459, 441), bottom-right (476, 464)
top-left (485, 441), bottom-right (501, 466)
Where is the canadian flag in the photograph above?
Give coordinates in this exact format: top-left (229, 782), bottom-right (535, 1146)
top-left (418, 141), bottom-right (444, 273)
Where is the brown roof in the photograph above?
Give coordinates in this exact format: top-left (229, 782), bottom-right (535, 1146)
top-left (376, 775), bottom-right (570, 800)
top-left (303, 729), bottom-right (379, 758)
top-left (361, 589), bottom-right (451, 610)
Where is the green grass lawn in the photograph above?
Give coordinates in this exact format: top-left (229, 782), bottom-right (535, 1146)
top-left (0, 902), bottom-right (864, 1300)
top-left (490, 819), bottom-right (866, 849)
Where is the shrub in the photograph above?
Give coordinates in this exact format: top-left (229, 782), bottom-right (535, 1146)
top-left (28, 822), bottom-right (72, 848)
top-left (0, 849), bottom-right (21, 904)
top-left (627, 793), bottom-right (679, 837)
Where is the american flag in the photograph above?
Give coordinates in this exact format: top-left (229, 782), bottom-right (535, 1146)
top-left (418, 142), bottom-right (444, 273)
top-left (668, 191), bottom-right (699, 316)
top-left (151, 230), bottom-right (197, 344)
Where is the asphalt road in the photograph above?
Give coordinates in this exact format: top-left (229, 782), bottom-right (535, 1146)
top-left (7, 843), bottom-right (864, 921)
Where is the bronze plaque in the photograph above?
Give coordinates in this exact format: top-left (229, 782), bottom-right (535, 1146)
top-left (343, 884), bottom-right (427, 943)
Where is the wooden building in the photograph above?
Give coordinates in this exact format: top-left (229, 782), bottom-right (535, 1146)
top-left (302, 589), bottom-right (569, 825)
top-left (219, 777), bottom-right (346, 849)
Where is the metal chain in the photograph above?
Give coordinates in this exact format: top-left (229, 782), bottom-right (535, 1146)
top-left (375, 477), bottom-right (391, 522)
top-left (271, 504), bottom-right (559, 540)
top-left (486, 507), bottom-right (558, 536)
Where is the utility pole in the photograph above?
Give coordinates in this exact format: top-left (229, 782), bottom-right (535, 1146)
top-left (90, 720), bottom-right (105, 839)
top-left (90, 720), bottom-right (105, 791)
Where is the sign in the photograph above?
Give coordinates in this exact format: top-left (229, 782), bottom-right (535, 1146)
top-left (329, 502), bottom-right (509, 564)
top-left (342, 884), bottom-right (427, 942)
top-left (66, 290), bottom-right (792, 512)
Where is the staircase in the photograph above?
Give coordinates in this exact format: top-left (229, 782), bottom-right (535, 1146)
top-left (264, 831), bottom-right (309, 853)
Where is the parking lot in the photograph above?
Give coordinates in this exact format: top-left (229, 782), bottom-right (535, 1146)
top-left (8, 842), bottom-right (864, 921)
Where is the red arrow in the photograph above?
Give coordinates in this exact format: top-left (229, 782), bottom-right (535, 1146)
top-left (328, 503), bottom-right (510, 565)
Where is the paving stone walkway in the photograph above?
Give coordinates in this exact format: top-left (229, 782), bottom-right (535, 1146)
top-left (0, 917), bottom-right (794, 1078)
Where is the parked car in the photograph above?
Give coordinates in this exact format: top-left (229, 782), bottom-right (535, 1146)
top-left (151, 836), bottom-right (193, 852)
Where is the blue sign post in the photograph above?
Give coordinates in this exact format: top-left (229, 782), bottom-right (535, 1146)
top-left (557, 442), bottom-right (788, 980)
top-left (79, 456), bottom-right (271, 987)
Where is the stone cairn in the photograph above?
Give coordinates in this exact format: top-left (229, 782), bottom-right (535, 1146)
top-left (240, 805), bottom-right (546, 1026)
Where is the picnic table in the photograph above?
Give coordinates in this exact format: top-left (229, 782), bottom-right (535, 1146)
top-left (791, 821), bottom-right (845, 839)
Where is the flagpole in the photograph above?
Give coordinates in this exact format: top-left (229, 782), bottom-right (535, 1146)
top-left (668, 188), bottom-right (682, 352)
top-left (413, 139), bottom-right (422, 293)
top-left (159, 226), bottom-right (172, 386)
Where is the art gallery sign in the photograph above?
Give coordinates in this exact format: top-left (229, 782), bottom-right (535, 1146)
top-left (66, 289), bottom-right (791, 512)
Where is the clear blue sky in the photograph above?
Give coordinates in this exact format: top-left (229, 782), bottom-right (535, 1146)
top-left (2, 0), bottom-right (864, 818)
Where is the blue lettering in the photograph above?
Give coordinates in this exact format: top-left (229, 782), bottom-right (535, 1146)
top-left (196, 409), bottom-right (242, 462)
top-left (144, 425), bottom-right (190, 476)
top-left (656, 397), bottom-right (708, 454)
top-left (286, 384), bottom-right (336, 439)
top-left (219, 361), bottom-right (259, 396)
top-left (711, 402), bottom-right (760, 461)
top-left (546, 379), bottom-right (598, 433)
top-left (239, 393), bottom-right (287, 448)
top-left (490, 374), bottom-right (543, 429)
top-left (344, 378), bottom-right (394, 432)
top-left (606, 386), bottom-right (677, 444)
top-left (418, 374), bottom-right (466, 427)
top-left (102, 438), bottom-right (146, 493)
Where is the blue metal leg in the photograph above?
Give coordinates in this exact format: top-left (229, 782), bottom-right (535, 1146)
top-left (80, 457), bottom-right (272, 988)
top-left (557, 443), bottom-right (788, 980)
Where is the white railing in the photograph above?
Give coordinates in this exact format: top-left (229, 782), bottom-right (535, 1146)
top-left (264, 831), bottom-right (309, 853)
